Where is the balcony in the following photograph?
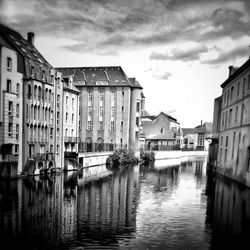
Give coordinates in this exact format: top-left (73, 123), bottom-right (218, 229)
top-left (64, 136), bottom-right (78, 143)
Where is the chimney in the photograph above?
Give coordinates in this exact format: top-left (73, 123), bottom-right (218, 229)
top-left (228, 65), bottom-right (233, 77)
top-left (27, 32), bottom-right (34, 46)
top-left (201, 120), bottom-right (203, 126)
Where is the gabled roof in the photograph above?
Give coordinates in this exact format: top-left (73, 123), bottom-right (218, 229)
top-left (0, 24), bottom-right (51, 67)
top-left (56, 66), bottom-right (143, 88)
top-left (154, 112), bottom-right (179, 124)
top-left (182, 122), bottom-right (212, 136)
top-left (146, 130), bottom-right (175, 140)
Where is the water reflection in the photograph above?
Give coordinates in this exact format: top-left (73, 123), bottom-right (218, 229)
top-left (0, 157), bottom-right (250, 249)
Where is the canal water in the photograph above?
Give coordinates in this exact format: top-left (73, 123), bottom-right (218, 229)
top-left (1, 156), bottom-right (250, 249)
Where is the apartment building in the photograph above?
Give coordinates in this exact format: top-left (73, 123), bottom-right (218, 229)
top-left (57, 66), bottom-right (143, 154)
top-left (0, 24), bottom-right (63, 177)
top-left (211, 60), bottom-right (250, 186)
top-left (62, 75), bottom-right (80, 156)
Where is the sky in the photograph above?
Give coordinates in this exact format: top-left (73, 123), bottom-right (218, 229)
top-left (1, 0), bottom-right (250, 127)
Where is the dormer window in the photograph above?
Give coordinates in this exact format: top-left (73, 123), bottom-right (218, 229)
top-left (7, 57), bottom-right (12, 71)
top-left (96, 80), bottom-right (108, 85)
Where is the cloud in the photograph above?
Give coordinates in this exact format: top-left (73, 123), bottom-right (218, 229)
top-left (150, 45), bottom-right (208, 62)
top-left (154, 72), bottom-right (172, 80)
top-left (201, 45), bottom-right (249, 65)
top-left (1, 0), bottom-right (250, 58)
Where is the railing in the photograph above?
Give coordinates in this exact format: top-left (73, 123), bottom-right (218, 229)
top-left (78, 143), bottom-right (127, 153)
top-left (2, 154), bottom-right (18, 162)
top-left (31, 153), bottom-right (54, 161)
top-left (144, 145), bottom-right (181, 151)
top-left (64, 136), bottom-right (78, 143)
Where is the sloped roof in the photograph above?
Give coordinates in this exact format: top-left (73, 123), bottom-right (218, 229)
top-left (154, 112), bottom-right (179, 124)
top-left (0, 24), bottom-right (51, 67)
top-left (141, 115), bottom-right (156, 120)
top-left (146, 130), bottom-right (175, 140)
top-left (57, 66), bottom-right (143, 88)
top-left (182, 122), bottom-right (212, 136)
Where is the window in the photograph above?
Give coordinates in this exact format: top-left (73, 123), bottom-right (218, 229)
top-left (223, 91), bottom-right (227, 104)
top-left (87, 120), bottom-right (92, 130)
top-left (50, 75), bottom-right (54, 84)
top-left (99, 106), bottom-right (104, 116)
top-left (16, 83), bottom-right (20, 96)
top-left (100, 91), bottom-right (104, 102)
top-left (121, 106), bottom-right (124, 112)
top-left (8, 123), bottom-right (12, 137)
top-left (42, 70), bottom-right (45, 81)
top-left (8, 101), bottom-right (13, 116)
top-left (31, 66), bottom-right (35, 77)
top-left (57, 111), bottom-right (60, 125)
top-left (16, 124), bottom-right (19, 140)
top-left (235, 106), bottom-right (238, 123)
top-left (16, 104), bottom-right (19, 117)
top-left (66, 96), bottom-right (68, 105)
top-left (232, 131), bottom-right (236, 159)
top-left (135, 131), bottom-right (139, 140)
top-left (72, 98), bottom-right (74, 107)
top-left (7, 57), bottom-right (12, 71)
top-left (66, 112), bottom-right (68, 123)
top-left (71, 129), bottom-right (73, 137)
top-left (57, 145), bottom-right (59, 155)
top-left (241, 103), bottom-right (245, 124)
top-left (88, 91), bottom-right (93, 102)
top-left (65, 129), bottom-right (68, 136)
top-left (230, 86), bottom-right (234, 100)
top-left (38, 86), bottom-right (41, 100)
top-left (111, 106), bottom-right (115, 117)
top-left (229, 108), bottom-right (232, 125)
top-left (50, 128), bottom-right (53, 138)
top-left (7, 79), bottom-right (11, 92)
top-left (226, 136), bottom-right (228, 147)
top-left (111, 91), bottom-right (115, 103)
top-left (120, 121), bottom-right (123, 132)
top-left (72, 114), bottom-right (74, 123)
top-left (14, 145), bottom-right (18, 154)
top-left (110, 121), bottom-right (115, 131)
top-left (99, 121), bottom-right (103, 130)
top-left (237, 82), bottom-right (240, 96)
top-left (136, 102), bottom-right (140, 112)
top-left (136, 117), bottom-right (139, 126)
top-left (88, 106), bottom-right (93, 116)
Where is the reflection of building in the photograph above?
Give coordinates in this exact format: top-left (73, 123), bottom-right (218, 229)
top-left (206, 176), bottom-right (250, 249)
top-left (141, 112), bottom-right (182, 150)
top-left (210, 59), bottom-right (250, 187)
top-left (57, 67), bottom-right (143, 153)
top-left (0, 24), bottom-right (64, 177)
top-left (182, 121), bottom-right (212, 150)
top-left (77, 166), bottom-right (140, 237)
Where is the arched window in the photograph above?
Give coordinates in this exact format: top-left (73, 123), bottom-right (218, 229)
top-left (97, 137), bottom-right (104, 152)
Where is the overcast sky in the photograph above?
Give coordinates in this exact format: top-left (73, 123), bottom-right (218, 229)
top-left (1, 0), bottom-right (250, 127)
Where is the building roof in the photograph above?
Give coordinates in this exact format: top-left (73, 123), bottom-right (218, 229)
top-left (221, 58), bottom-right (250, 88)
top-left (182, 122), bottom-right (212, 136)
top-left (56, 66), bottom-right (143, 88)
top-left (146, 130), bottom-right (175, 140)
top-left (141, 115), bottom-right (156, 120)
top-left (155, 112), bottom-right (179, 124)
top-left (0, 24), bottom-right (51, 68)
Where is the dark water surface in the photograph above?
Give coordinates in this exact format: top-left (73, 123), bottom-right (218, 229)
top-left (1, 156), bottom-right (250, 249)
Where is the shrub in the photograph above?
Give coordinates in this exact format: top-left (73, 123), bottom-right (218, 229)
top-left (140, 149), bottom-right (155, 164)
top-left (106, 149), bottom-right (139, 167)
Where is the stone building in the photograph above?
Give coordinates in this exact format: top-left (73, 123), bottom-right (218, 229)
top-left (210, 59), bottom-right (250, 187)
top-left (62, 75), bottom-right (80, 169)
top-left (141, 112), bottom-right (182, 150)
top-left (0, 24), bottom-right (64, 177)
top-left (57, 66), bottom-right (143, 154)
